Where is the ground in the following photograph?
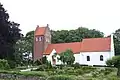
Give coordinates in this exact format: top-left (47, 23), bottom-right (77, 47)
top-left (0, 65), bottom-right (120, 80)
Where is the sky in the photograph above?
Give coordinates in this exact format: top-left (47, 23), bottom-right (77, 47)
top-left (0, 0), bottom-right (120, 36)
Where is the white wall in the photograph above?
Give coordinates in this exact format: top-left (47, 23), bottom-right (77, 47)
top-left (110, 34), bottom-right (115, 58)
top-left (74, 53), bottom-right (81, 63)
top-left (78, 52), bottom-right (111, 66)
top-left (43, 49), bottom-right (62, 65)
top-left (45, 50), bottom-right (114, 66)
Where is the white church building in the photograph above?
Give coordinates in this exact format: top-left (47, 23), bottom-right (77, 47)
top-left (34, 26), bottom-right (115, 66)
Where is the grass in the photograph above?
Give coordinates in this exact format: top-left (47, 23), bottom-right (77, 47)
top-left (0, 66), bottom-right (120, 80)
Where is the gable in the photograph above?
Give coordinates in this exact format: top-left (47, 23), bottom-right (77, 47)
top-left (35, 26), bottom-right (46, 36)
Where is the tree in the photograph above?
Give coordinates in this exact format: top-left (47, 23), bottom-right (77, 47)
top-left (14, 37), bottom-right (25, 65)
top-left (42, 56), bottom-right (48, 64)
top-left (59, 49), bottom-right (75, 65)
top-left (0, 3), bottom-right (22, 62)
top-left (106, 56), bottom-right (120, 76)
top-left (14, 31), bottom-right (34, 66)
top-left (51, 27), bottom-right (104, 43)
top-left (113, 29), bottom-right (120, 55)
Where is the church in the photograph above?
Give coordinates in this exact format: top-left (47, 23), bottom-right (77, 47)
top-left (34, 25), bottom-right (115, 66)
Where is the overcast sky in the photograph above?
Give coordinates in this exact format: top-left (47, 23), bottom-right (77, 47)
top-left (1, 0), bottom-right (120, 36)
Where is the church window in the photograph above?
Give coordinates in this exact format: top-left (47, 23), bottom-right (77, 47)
top-left (36, 37), bottom-right (38, 41)
top-left (87, 56), bottom-right (90, 61)
top-left (39, 37), bottom-right (42, 41)
top-left (100, 55), bottom-right (103, 61)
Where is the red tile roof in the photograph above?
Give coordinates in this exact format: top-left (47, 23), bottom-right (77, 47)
top-left (81, 37), bottom-right (111, 52)
top-left (44, 42), bottom-right (81, 55)
top-left (43, 37), bottom-right (111, 55)
top-left (35, 26), bottom-right (46, 36)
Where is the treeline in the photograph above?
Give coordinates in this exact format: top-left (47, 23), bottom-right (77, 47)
top-left (51, 27), bottom-right (104, 43)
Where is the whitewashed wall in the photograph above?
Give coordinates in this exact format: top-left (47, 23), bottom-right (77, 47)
top-left (44, 51), bottom-right (113, 66)
top-left (74, 54), bottom-right (81, 63)
top-left (43, 49), bottom-right (62, 65)
top-left (110, 34), bottom-right (115, 58)
top-left (78, 52), bottom-right (111, 66)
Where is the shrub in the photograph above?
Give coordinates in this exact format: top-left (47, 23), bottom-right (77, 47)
top-left (0, 59), bottom-right (10, 70)
top-left (19, 71), bottom-right (48, 77)
top-left (36, 64), bottom-right (48, 71)
top-left (73, 63), bottom-right (80, 69)
top-left (74, 69), bottom-right (84, 75)
top-left (48, 75), bottom-right (74, 80)
top-left (46, 61), bottom-right (52, 69)
top-left (91, 71), bottom-right (100, 77)
top-left (56, 70), bottom-right (65, 75)
top-left (56, 64), bottom-right (64, 69)
top-left (67, 69), bottom-right (75, 75)
top-left (34, 60), bottom-right (41, 66)
top-left (81, 66), bottom-right (96, 73)
top-left (8, 60), bottom-right (16, 68)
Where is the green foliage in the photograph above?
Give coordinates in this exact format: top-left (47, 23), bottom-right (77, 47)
top-left (14, 31), bottom-right (34, 66)
top-left (0, 3), bottom-right (22, 62)
top-left (42, 56), bottom-right (48, 64)
top-left (106, 56), bottom-right (120, 76)
top-left (51, 27), bottom-right (104, 43)
top-left (106, 56), bottom-right (120, 68)
top-left (34, 60), bottom-right (41, 66)
top-left (48, 75), bottom-right (74, 80)
top-left (114, 29), bottom-right (120, 55)
top-left (0, 59), bottom-right (10, 70)
top-left (8, 60), bottom-right (16, 69)
top-left (36, 64), bottom-right (48, 71)
top-left (73, 63), bottom-right (81, 69)
top-left (19, 71), bottom-right (48, 77)
top-left (59, 49), bottom-right (75, 65)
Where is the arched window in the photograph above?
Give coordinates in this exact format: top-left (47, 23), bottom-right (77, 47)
top-left (87, 56), bottom-right (90, 61)
top-left (100, 55), bottom-right (103, 61)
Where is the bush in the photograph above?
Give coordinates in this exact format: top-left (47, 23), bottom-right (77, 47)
top-left (56, 70), bottom-right (65, 75)
top-left (100, 67), bottom-right (114, 75)
top-left (35, 64), bottom-right (48, 71)
top-left (91, 71), bottom-right (100, 77)
top-left (34, 60), bottom-right (41, 66)
top-left (56, 64), bottom-right (64, 69)
top-left (0, 59), bottom-right (10, 70)
top-left (81, 66), bottom-right (96, 73)
top-left (48, 75), bottom-right (74, 80)
top-left (73, 63), bottom-right (80, 69)
top-left (74, 69), bottom-right (84, 75)
top-left (8, 60), bottom-right (16, 69)
top-left (19, 71), bottom-right (48, 77)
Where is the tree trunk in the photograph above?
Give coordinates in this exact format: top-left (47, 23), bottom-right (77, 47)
top-left (117, 67), bottom-right (120, 77)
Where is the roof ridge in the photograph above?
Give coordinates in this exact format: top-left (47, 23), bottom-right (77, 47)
top-left (83, 37), bottom-right (110, 40)
top-left (50, 42), bottom-right (81, 45)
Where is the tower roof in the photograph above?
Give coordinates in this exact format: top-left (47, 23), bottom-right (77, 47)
top-left (35, 25), bottom-right (47, 36)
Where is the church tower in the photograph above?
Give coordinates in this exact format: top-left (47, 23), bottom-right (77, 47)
top-left (34, 24), bottom-right (51, 61)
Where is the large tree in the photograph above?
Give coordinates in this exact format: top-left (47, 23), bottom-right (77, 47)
top-left (51, 27), bottom-right (104, 43)
top-left (113, 29), bottom-right (120, 55)
top-left (0, 3), bottom-right (22, 61)
top-left (14, 31), bottom-right (34, 65)
top-left (59, 49), bottom-right (75, 65)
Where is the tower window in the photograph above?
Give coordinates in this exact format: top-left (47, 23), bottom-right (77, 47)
top-left (39, 37), bottom-right (42, 41)
top-left (87, 56), bottom-right (90, 61)
top-left (100, 55), bottom-right (103, 61)
top-left (36, 37), bottom-right (38, 41)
